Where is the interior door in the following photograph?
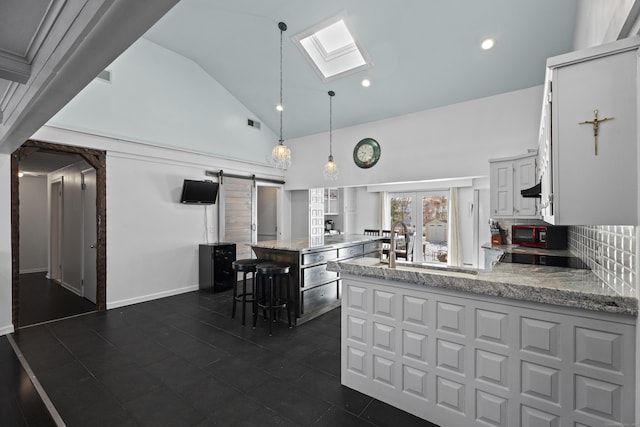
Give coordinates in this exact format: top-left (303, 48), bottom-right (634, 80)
top-left (82, 169), bottom-right (97, 303)
top-left (221, 177), bottom-right (254, 260)
top-left (257, 186), bottom-right (277, 241)
top-left (49, 179), bottom-right (63, 281)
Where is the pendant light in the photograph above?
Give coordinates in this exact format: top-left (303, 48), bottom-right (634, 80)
top-left (270, 21), bottom-right (292, 170)
top-left (323, 90), bottom-right (339, 181)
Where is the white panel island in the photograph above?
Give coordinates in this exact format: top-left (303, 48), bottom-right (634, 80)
top-left (327, 257), bottom-right (637, 427)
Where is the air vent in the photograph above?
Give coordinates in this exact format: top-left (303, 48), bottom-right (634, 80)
top-left (96, 69), bottom-right (112, 83)
top-left (247, 119), bottom-right (261, 129)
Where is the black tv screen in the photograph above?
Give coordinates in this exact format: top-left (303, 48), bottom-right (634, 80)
top-left (180, 179), bottom-right (218, 204)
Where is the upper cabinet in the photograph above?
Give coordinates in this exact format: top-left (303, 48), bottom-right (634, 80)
top-left (324, 188), bottom-right (339, 215)
top-left (490, 151), bottom-right (538, 218)
top-left (540, 37), bottom-right (640, 225)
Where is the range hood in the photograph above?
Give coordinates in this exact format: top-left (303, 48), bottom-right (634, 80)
top-left (521, 182), bottom-right (541, 198)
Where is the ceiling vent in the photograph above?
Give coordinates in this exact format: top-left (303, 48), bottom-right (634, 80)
top-left (247, 118), bottom-right (261, 129)
top-left (95, 69), bottom-right (112, 83)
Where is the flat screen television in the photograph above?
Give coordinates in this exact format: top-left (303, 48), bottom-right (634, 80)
top-left (180, 179), bottom-right (218, 204)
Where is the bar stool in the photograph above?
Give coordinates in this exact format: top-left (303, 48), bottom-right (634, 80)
top-left (231, 259), bottom-right (260, 325)
top-left (253, 262), bottom-right (292, 335)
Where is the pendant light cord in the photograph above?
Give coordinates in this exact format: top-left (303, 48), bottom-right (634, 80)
top-left (329, 93), bottom-right (333, 156)
top-left (328, 90), bottom-right (335, 158)
top-left (279, 23), bottom-right (284, 143)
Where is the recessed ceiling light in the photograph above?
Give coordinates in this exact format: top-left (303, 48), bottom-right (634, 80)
top-left (481, 38), bottom-right (495, 50)
top-left (361, 79), bottom-right (371, 88)
top-left (276, 104), bottom-right (283, 112)
top-left (293, 11), bottom-right (372, 82)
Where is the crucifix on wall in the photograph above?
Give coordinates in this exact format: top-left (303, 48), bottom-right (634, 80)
top-left (578, 109), bottom-right (613, 156)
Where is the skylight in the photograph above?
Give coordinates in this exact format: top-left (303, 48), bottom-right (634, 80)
top-left (293, 12), bottom-right (371, 82)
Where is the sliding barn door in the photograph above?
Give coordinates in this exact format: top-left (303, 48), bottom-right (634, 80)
top-left (220, 177), bottom-right (255, 260)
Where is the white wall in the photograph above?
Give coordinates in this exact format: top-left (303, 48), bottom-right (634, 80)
top-left (0, 154), bottom-right (13, 334)
top-left (0, 35), bottom-right (289, 332)
top-left (573, 0), bottom-right (638, 49)
top-left (354, 188), bottom-right (380, 233)
top-left (290, 186), bottom-right (381, 237)
top-left (19, 175), bottom-right (48, 273)
top-left (290, 190), bottom-right (309, 238)
top-left (283, 87), bottom-right (540, 269)
top-left (284, 86), bottom-right (542, 190)
top-left (48, 38), bottom-right (278, 165)
top-left (22, 126), bottom-right (285, 310)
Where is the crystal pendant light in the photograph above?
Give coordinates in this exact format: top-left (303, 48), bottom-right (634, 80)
top-left (323, 90), bottom-right (339, 181)
top-left (271, 22), bottom-right (292, 170)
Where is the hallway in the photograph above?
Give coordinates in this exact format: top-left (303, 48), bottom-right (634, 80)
top-left (18, 272), bottom-right (96, 327)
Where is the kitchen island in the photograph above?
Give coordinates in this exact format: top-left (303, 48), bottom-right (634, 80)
top-left (251, 234), bottom-right (382, 325)
top-left (328, 257), bottom-right (637, 427)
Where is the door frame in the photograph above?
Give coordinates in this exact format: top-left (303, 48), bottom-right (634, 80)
top-left (81, 167), bottom-right (97, 303)
top-left (255, 183), bottom-right (280, 242)
top-left (49, 177), bottom-right (63, 282)
top-left (11, 140), bottom-right (107, 328)
top-left (389, 190), bottom-right (449, 263)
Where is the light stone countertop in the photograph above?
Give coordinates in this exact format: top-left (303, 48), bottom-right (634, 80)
top-left (327, 257), bottom-right (638, 316)
top-left (251, 234), bottom-right (382, 252)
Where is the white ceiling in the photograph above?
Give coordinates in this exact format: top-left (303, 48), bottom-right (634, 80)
top-left (0, 0), bottom-right (64, 85)
top-left (19, 151), bottom-right (85, 175)
top-left (0, 0), bottom-right (180, 154)
top-left (142, 0), bottom-right (578, 140)
top-left (0, 0), bottom-right (578, 154)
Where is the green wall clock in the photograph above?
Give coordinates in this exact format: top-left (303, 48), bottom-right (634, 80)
top-left (353, 138), bottom-right (381, 168)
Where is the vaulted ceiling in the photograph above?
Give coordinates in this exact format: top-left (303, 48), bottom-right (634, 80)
top-left (1, 0), bottom-right (578, 153)
top-left (142, 0), bottom-right (578, 139)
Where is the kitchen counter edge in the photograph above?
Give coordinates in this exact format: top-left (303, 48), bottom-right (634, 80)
top-left (250, 234), bottom-right (382, 253)
top-left (327, 257), bottom-right (638, 317)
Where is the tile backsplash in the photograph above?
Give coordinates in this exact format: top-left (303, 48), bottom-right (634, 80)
top-left (568, 225), bottom-right (636, 297)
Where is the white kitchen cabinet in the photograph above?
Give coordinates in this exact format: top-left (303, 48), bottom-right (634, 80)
top-left (489, 151), bottom-right (538, 218)
top-left (540, 36), bottom-right (640, 225)
top-left (341, 274), bottom-right (637, 427)
top-left (324, 187), bottom-right (339, 215)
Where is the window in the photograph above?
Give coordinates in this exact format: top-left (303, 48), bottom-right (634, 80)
top-left (292, 11), bottom-right (372, 82)
top-left (390, 192), bottom-right (448, 264)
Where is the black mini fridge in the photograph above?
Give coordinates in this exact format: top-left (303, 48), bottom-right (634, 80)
top-left (199, 243), bottom-right (236, 292)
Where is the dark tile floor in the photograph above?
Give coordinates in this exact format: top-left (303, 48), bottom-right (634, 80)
top-left (10, 288), bottom-right (439, 426)
top-left (0, 337), bottom-right (56, 426)
top-left (18, 272), bottom-right (96, 327)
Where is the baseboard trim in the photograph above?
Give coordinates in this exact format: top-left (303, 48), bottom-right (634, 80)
top-left (107, 285), bottom-right (199, 310)
top-left (59, 281), bottom-right (82, 296)
top-left (19, 268), bottom-right (48, 274)
top-left (0, 324), bottom-right (15, 336)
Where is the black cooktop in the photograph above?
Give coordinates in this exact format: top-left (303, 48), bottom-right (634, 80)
top-left (500, 252), bottom-right (590, 269)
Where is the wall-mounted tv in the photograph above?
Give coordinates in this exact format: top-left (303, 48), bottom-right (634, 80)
top-left (180, 179), bottom-right (219, 204)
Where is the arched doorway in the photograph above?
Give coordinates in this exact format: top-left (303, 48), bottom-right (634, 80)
top-left (10, 140), bottom-right (107, 328)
